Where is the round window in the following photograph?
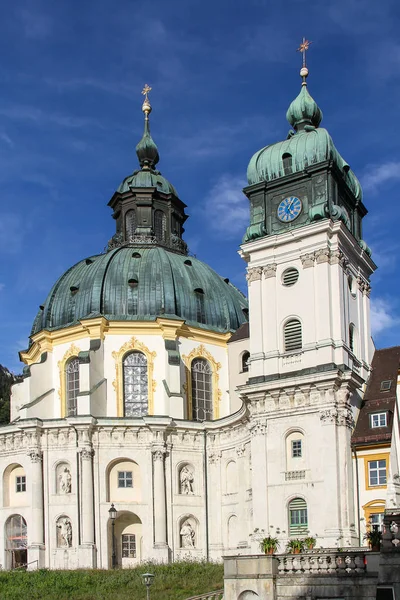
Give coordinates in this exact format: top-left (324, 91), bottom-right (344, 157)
top-left (282, 267), bottom-right (299, 287)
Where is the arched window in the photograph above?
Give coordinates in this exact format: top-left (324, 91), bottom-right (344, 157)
top-left (125, 210), bottom-right (137, 241)
top-left (288, 497), bottom-right (308, 535)
top-left (191, 358), bottom-right (213, 421)
top-left (284, 319), bottom-right (302, 352)
top-left (154, 210), bottom-right (167, 242)
top-left (123, 352), bottom-right (148, 417)
top-left (282, 153), bottom-right (293, 175)
top-left (241, 351), bottom-right (250, 373)
top-left (6, 515), bottom-right (27, 569)
top-left (66, 358), bottom-right (79, 417)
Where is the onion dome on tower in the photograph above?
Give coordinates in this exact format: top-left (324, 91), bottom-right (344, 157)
top-left (29, 86), bottom-right (248, 340)
top-left (243, 39), bottom-right (370, 253)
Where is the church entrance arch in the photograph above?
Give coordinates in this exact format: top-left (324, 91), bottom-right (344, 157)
top-left (108, 511), bottom-right (142, 568)
top-left (5, 515), bottom-right (27, 570)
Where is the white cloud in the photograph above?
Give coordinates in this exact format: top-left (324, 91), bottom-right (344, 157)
top-left (362, 162), bottom-right (400, 192)
top-left (370, 298), bottom-right (400, 336)
top-left (204, 175), bottom-right (249, 238)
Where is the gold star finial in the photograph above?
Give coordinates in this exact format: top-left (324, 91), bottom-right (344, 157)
top-left (141, 84), bottom-right (152, 116)
top-left (297, 38), bottom-right (311, 85)
top-left (142, 84), bottom-right (152, 99)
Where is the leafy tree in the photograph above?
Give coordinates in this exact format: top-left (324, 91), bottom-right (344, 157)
top-left (0, 365), bottom-right (21, 425)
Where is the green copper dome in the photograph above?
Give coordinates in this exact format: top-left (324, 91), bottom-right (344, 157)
top-left (117, 170), bottom-right (178, 197)
top-left (286, 84), bottom-right (322, 130)
top-left (247, 79), bottom-right (362, 202)
top-left (31, 247), bottom-right (248, 337)
top-left (247, 127), bottom-right (362, 201)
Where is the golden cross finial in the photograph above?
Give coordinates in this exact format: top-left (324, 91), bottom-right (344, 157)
top-left (297, 38), bottom-right (311, 68)
top-left (142, 84), bottom-right (152, 100)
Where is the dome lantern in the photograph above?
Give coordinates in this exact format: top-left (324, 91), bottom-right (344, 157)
top-left (135, 84), bottom-right (160, 170)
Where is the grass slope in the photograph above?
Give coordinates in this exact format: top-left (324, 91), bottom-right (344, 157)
top-left (0, 561), bottom-right (224, 600)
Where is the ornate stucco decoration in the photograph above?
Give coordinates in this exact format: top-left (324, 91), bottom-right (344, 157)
top-left (315, 248), bottom-right (330, 264)
top-left (249, 420), bottom-right (267, 437)
top-left (329, 249), bottom-right (348, 269)
top-left (300, 252), bottom-right (315, 268)
top-left (27, 449), bottom-right (42, 463)
top-left (208, 450), bottom-right (222, 464)
top-left (182, 344), bottom-right (222, 420)
top-left (246, 267), bottom-right (263, 283)
top-left (236, 444), bottom-right (246, 457)
top-left (357, 276), bottom-right (371, 296)
top-left (264, 263), bottom-right (277, 278)
top-left (112, 336), bottom-right (157, 417)
top-left (319, 406), bottom-right (354, 428)
top-left (80, 447), bottom-right (94, 461)
top-left (58, 343), bottom-right (81, 418)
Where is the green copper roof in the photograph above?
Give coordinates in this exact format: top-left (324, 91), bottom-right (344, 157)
top-left (247, 127), bottom-right (362, 202)
top-left (31, 247), bottom-right (248, 337)
top-left (117, 170), bottom-right (178, 196)
top-left (247, 79), bottom-right (362, 202)
top-left (286, 84), bottom-right (322, 130)
top-left (135, 114), bottom-right (160, 169)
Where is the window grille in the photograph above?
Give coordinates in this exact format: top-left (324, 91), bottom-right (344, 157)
top-left (284, 319), bottom-right (302, 352)
top-left (118, 471), bottom-right (133, 488)
top-left (191, 358), bottom-right (213, 422)
top-left (291, 440), bottom-right (302, 458)
top-left (194, 289), bottom-right (206, 324)
top-left (16, 475), bottom-right (26, 493)
top-left (282, 153), bottom-right (293, 175)
top-left (368, 459), bottom-right (387, 486)
top-left (122, 534), bottom-right (136, 558)
top-left (154, 210), bottom-right (167, 242)
top-left (371, 413), bottom-right (387, 428)
top-left (380, 380), bottom-right (392, 391)
top-left (242, 352), bottom-right (250, 373)
top-left (288, 497), bottom-right (308, 535)
top-left (125, 210), bottom-right (137, 240)
top-left (282, 267), bottom-right (299, 287)
top-left (123, 352), bottom-right (148, 417)
top-left (66, 358), bottom-right (79, 416)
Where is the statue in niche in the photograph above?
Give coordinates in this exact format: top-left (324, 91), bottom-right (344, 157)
top-left (180, 466), bottom-right (194, 495)
top-left (57, 518), bottom-right (72, 548)
top-left (180, 520), bottom-right (195, 548)
top-left (59, 467), bottom-right (72, 494)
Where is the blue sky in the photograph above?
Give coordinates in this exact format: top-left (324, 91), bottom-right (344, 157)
top-left (0, 0), bottom-right (400, 372)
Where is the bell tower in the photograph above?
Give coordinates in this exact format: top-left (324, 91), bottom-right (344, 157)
top-left (241, 41), bottom-right (376, 548)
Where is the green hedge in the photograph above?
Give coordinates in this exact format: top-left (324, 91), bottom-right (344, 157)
top-left (0, 561), bottom-right (224, 600)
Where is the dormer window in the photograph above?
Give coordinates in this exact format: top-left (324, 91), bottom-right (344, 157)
top-left (282, 153), bottom-right (293, 175)
top-left (194, 288), bottom-right (205, 324)
top-left (370, 412), bottom-right (387, 428)
top-left (380, 380), bottom-right (392, 392)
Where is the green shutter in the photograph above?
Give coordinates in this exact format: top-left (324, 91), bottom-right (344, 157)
top-left (289, 498), bottom-right (308, 536)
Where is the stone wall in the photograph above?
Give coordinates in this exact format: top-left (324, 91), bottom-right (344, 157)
top-left (223, 552), bottom-right (380, 600)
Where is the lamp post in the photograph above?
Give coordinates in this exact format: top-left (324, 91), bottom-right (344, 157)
top-left (141, 572), bottom-right (155, 600)
top-left (108, 503), bottom-right (117, 569)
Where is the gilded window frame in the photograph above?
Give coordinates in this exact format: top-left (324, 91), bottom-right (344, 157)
top-left (182, 344), bottom-right (221, 420)
top-left (112, 336), bottom-right (156, 417)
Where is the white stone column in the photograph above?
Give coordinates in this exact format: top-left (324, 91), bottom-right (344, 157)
top-left (207, 450), bottom-right (223, 558)
top-left (236, 444), bottom-right (249, 547)
top-left (81, 447), bottom-right (95, 545)
top-left (152, 448), bottom-right (168, 550)
top-left (27, 449), bottom-right (45, 568)
top-left (28, 449), bottom-right (44, 546)
top-left (249, 418), bottom-right (268, 552)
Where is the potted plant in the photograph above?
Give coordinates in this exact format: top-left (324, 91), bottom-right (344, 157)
top-left (286, 538), bottom-right (305, 554)
top-left (260, 536), bottom-right (280, 555)
top-left (304, 535), bottom-right (317, 550)
top-left (364, 528), bottom-right (382, 552)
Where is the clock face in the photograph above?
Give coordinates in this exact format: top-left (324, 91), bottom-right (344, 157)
top-left (277, 196), bottom-right (302, 222)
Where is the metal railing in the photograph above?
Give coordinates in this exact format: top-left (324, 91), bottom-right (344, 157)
top-left (185, 589), bottom-right (224, 600)
top-left (13, 559), bottom-right (38, 571)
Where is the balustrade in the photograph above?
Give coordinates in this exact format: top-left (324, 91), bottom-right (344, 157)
top-left (277, 551), bottom-right (366, 576)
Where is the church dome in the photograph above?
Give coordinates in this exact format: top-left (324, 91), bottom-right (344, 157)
top-left (31, 246), bottom-right (248, 337)
top-left (117, 170), bottom-right (178, 197)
